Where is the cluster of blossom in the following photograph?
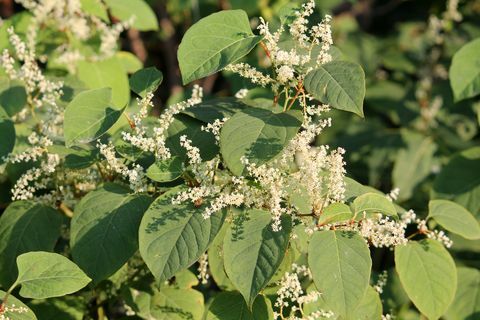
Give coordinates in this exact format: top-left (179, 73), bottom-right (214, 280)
top-left (14, 0), bottom-right (133, 62)
top-left (359, 215), bottom-right (409, 248)
top-left (242, 158), bottom-right (290, 232)
top-left (0, 304), bottom-right (30, 320)
top-left (11, 153), bottom-right (60, 201)
top-left (274, 264), bottom-right (333, 320)
top-left (201, 118), bottom-right (229, 143)
top-left (122, 85), bottom-right (204, 161)
top-left (1, 27), bottom-right (64, 113)
top-left (234, 88), bottom-right (249, 99)
top-left (92, 16), bottom-right (134, 59)
top-left (3, 133), bottom-right (52, 164)
top-left (373, 270), bottom-right (388, 294)
top-left (386, 188), bottom-right (400, 202)
top-left (97, 141), bottom-right (147, 193)
top-left (239, 0), bottom-right (332, 90)
top-left (122, 92), bottom-right (157, 153)
top-left (196, 253), bottom-right (209, 285)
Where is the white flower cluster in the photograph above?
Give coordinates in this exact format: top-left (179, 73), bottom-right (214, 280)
top-left (373, 270), bottom-right (388, 294)
top-left (1, 27), bottom-right (63, 111)
top-left (359, 215), bottom-right (408, 248)
top-left (196, 253), bottom-right (209, 285)
top-left (14, 0), bottom-right (133, 61)
top-left (229, 0), bottom-right (333, 93)
top-left (234, 88), bottom-right (249, 99)
top-left (386, 188), bottom-right (400, 202)
top-left (224, 63), bottom-right (273, 87)
top-left (97, 142), bottom-right (146, 193)
top-left (11, 153), bottom-right (60, 201)
top-left (0, 304), bottom-right (30, 320)
top-left (274, 264), bottom-right (334, 320)
top-left (201, 117), bottom-right (229, 143)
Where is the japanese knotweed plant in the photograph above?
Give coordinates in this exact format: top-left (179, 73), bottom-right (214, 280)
top-left (0, 0), bottom-right (479, 320)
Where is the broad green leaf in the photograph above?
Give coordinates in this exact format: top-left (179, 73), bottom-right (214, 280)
top-left (308, 231), bottom-right (372, 318)
top-left (352, 286), bottom-right (383, 320)
top-left (129, 67), bottom-right (163, 98)
top-left (304, 61), bottom-right (365, 117)
top-left (432, 147), bottom-right (480, 217)
top-left (15, 252), bottom-right (91, 299)
top-left (0, 106), bottom-right (15, 164)
top-left (444, 267), bottom-right (480, 320)
top-left (428, 200), bottom-right (480, 240)
top-left (139, 187), bottom-right (227, 282)
top-left (220, 108), bottom-right (302, 176)
top-left (146, 157), bottom-right (183, 182)
top-left (105, 0), bottom-right (158, 31)
top-left (208, 222), bottom-right (235, 291)
top-left (28, 296), bottom-right (86, 320)
top-left (178, 10), bottom-right (262, 84)
top-left (64, 88), bottom-right (124, 147)
top-left (352, 192), bottom-right (397, 218)
top-left (182, 98), bottom-right (248, 123)
top-left (395, 239), bottom-right (457, 320)
top-left (393, 131), bottom-right (437, 201)
top-left (0, 82), bottom-right (27, 116)
top-left (223, 209), bottom-right (291, 307)
top-left (80, 0), bottom-right (108, 21)
top-left (318, 202), bottom-right (353, 225)
top-left (206, 291), bottom-right (274, 320)
top-left (129, 286), bottom-right (204, 320)
top-left (77, 57), bottom-right (130, 107)
top-left (0, 201), bottom-right (62, 288)
top-left (0, 290), bottom-right (37, 320)
top-left (116, 51), bottom-right (143, 74)
top-left (449, 38), bottom-right (480, 102)
top-left (70, 183), bottom-right (152, 283)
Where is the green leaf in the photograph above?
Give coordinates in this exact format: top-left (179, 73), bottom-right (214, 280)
top-left (129, 286), bottom-right (204, 320)
top-left (115, 51), bottom-right (143, 74)
top-left (0, 290), bottom-right (37, 320)
top-left (352, 192), bottom-right (397, 218)
top-left (77, 57), bottom-right (130, 107)
top-left (206, 291), bottom-right (274, 320)
top-left (28, 296), bottom-right (86, 320)
top-left (208, 223), bottom-right (236, 291)
top-left (449, 38), bottom-right (480, 102)
top-left (0, 106), bottom-right (15, 164)
top-left (181, 98), bottom-right (248, 123)
top-left (64, 88), bottom-right (124, 147)
top-left (0, 201), bottom-right (62, 288)
top-left (70, 183), bottom-right (152, 283)
top-left (223, 209), bottom-right (291, 307)
top-left (308, 231), bottom-right (372, 318)
top-left (318, 202), bottom-right (353, 225)
top-left (352, 286), bottom-right (383, 320)
top-left (432, 147), bottom-right (480, 217)
top-left (220, 108), bottom-right (302, 176)
top-left (14, 252), bottom-right (91, 299)
top-left (304, 61), bottom-right (366, 117)
top-left (0, 82), bottom-right (27, 116)
top-left (105, 0), bottom-right (158, 31)
top-left (178, 10), bottom-right (262, 84)
top-left (428, 200), bottom-right (480, 240)
top-left (393, 131), bottom-right (437, 201)
top-left (129, 67), bottom-right (163, 98)
top-left (444, 267), bottom-right (480, 320)
top-left (80, 0), bottom-right (108, 21)
top-left (146, 157), bottom-right (183, 182)
top-left (139, 187), bottom-right (227, 282)
top-left (395, 239), bottom-right (457, 320)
